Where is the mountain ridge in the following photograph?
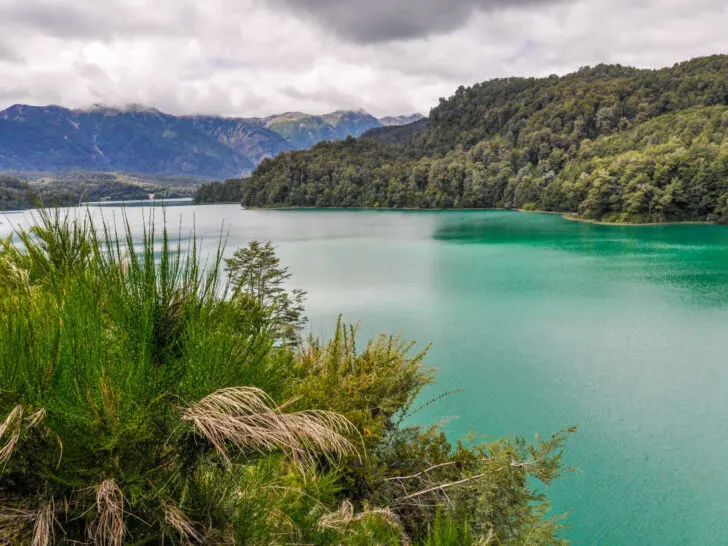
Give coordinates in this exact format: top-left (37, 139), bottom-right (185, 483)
top-left (379, 114), bottom-right (424, 126)
top-left (0, 104), bottom-right (423, 178)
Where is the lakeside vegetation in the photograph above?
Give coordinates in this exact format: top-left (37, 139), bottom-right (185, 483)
top-left (0, 210), bottom-right (573, 544)
top-left (194, 178), bottom-right (243, 204)
top-left (0, 172), bottom-right (201, 212)
top-left (199, 55), bottom-right (728, 224)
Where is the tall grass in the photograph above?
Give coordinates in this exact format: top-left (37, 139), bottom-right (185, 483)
top-left (0, 209), bottom-right (358, 543)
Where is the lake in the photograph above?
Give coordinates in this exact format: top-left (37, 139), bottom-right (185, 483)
top-left (3, 204), bottom-right (728, 544)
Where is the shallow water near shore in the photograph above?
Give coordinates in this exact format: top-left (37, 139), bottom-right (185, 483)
top-left (4, 204), bottom-right (728, 544)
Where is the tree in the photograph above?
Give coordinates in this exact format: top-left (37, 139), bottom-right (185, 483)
top-left (225, 241), bottom-right (306, 346)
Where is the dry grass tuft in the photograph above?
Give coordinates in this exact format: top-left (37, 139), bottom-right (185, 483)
top-left (25, 408), bottom-right (47, 429)
top-left (0, 505), bottom-right (34, 543)
top-left (0, 506), bottom-right (36, 523)
top-left (354, 506), bottom-right (402, 529)
top-left (0, 255), bottom-right (31, 292)
top-left (89, 479), bottom-right (125, 546)
top-left (0, 405), bottom-right (23, 466)
top-left (318, 499), bottom-right (401, 531)
top-left (318, 499), bottom-right (355, 529)
top-left (32, 501), bottom-right (55, 546)
top-left (164, 503), bottom-right (203, 544)
top-left (0, 502), bottom-right (57, 545)
top-left (182, 387), bottom-right (358, 466)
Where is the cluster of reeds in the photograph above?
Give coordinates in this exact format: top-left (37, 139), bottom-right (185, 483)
top-left (0, 209), bottom-right (573, 544)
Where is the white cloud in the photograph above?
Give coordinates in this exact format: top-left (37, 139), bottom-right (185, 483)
top-left (0, 0), bottom-right (726, 117)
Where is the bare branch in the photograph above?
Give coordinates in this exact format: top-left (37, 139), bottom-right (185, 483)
top-left (385, 461), bottom-right (458, 481)
top-left (399, 473), bottom-right (489, 501)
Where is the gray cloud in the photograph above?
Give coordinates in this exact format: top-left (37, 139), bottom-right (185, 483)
top-left (0, 42), bottom-right (21, 63)
top-left (0, 85), bottom-right (27, 101)
top-left (0, 0), bottom-right (195, 40)
top-left (267, 0), bottom-right (570, 43)
top-left (279, 84), bottom-right (362, 111)
top-left (0, 0), bottom-right (726, 118)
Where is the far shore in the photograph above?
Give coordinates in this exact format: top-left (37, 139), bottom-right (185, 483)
top-left (554, 212), bottom-right (715, 227)
top-left (196, 202), bottom-right (722, 227)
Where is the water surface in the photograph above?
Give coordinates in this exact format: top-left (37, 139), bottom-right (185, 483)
top-left (3, 205), bottom-right (728, 544)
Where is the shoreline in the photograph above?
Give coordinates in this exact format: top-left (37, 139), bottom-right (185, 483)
top-left (200, 202), bottom-right (720, 227)
top-left (554, 212), bottom-right (715, 227)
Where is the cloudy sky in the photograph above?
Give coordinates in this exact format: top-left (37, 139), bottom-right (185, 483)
top-left (0, 0), bottom-right (726, 118)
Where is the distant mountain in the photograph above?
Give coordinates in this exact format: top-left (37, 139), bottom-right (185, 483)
top-left (0, 104), bottom-right (253, 178)
top-left (186, 116), bottom-right (293, 165)
top-left (378, 114), bottom-right (424, 126)
top-left (321, 110), bottom-right (383, 140)
top-left (362, 118), bottom-right (430, 145)
top-left (0, 104), bottom-right (419, 178)
top-left (261, 112), bottom-right (340, 150)
top-left (260, 109), bottom-right (382, 149)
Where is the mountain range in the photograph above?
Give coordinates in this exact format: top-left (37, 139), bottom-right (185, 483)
top-left (0, 104), bottom-right (422, 178)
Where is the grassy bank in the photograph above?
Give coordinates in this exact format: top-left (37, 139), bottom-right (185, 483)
top-left (0, 209), bottom-right (573, 544)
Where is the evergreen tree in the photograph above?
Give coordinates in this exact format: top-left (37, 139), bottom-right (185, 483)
top-left (225, 241), bottom-right (306, 346)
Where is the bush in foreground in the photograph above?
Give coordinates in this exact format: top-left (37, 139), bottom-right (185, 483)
top-left (0, 209), bottom-right (574, 544)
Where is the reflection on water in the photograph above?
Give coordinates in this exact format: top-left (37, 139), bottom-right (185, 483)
top-left (432, 211), bottom-right (728, 306)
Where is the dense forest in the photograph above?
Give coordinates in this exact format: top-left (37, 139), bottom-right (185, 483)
top-left (212, 54), bottom-right (728, 223)
top-left (194, 177), bottom-right (243, 204)
top-left (0, 211), bottom-right (573, 544)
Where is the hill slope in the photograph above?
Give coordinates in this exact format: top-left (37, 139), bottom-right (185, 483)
top-left (379, 114), bottom-right (425, 126)
top-left (0, 105), bottom-right (253, 178)
top-left (261, 110), bottom-right (383, 148)
top-left (186, 116), bottom-right (293, 165)
top-left (238, 54), bottom-right (728, 223)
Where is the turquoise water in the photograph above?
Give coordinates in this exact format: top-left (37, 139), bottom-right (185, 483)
top-left (3, 205), bottom-right (728, 544)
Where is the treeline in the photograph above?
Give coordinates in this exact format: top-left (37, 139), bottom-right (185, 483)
top-left (0, 212), bottom-right (573, 544)
top-left (194, 177), bottom-right (243, 204)
top-left (1, 176), bottom-right (79, 210)
top-left (214, 54), bottom-right (728, 223)
top-left (548, 107), bottom-right (728, 222)
top-left (0, 174), bottom-right (195, 211)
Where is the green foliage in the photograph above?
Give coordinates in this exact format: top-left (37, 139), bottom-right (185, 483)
top-left (285, 318), bottom-right (574, 543)
top-left (555, 106), bottom-right (728, 222)
top-left (233, 54), bottom-right (728, 223)
top-left (225, 240), bottom-right (307, 346)
top-left (290, 317), bottom-right (433, 445)
top-left (194, 178), bottom-right (242, 204)
top-left (0, 211), bottom-right (574, 544)
top-left (421, 512), bottom-right (474, 546)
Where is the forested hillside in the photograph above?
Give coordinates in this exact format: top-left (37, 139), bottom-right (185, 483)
top-left (0, 173), bottom-right (196, 211)
top-left (194, 177), bottom-right (243, 204)
top-left (236, 55), bottom-right (728, 223)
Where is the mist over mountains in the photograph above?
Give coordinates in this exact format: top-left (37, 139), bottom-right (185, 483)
top-left (0, 104), bottom-right (423, 179)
